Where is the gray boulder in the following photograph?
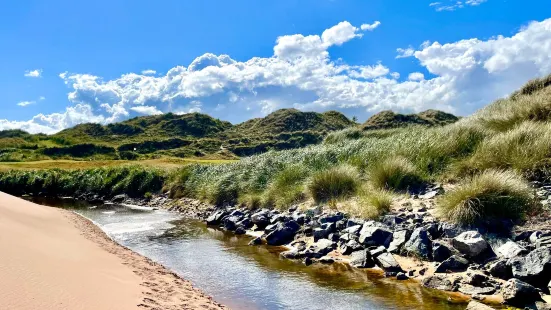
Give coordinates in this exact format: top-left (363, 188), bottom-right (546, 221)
top-left (496, 241), bottom-right (527, 259)
top-left (452, 231), bottom-right (489, 258)
top-left (251, 210), bottom-right (270, 229)
top-left (432, 241), bottom-right (453, 262)
top-left (487, 259), bottom-right (512, 280)
top-left (342, 224), bottom-right (362, 236)
top-left (509, 246), bottom-right (551, 289)
top-left (248, 237), bottom-right (262, 246)
top-left (358, 225), bottom-right (393, 247)
top-left (403, 227), bottom-right (432, 259)
top-left (374, 252), bottom-right (402, 274)
top-left (458, 284), bottom-right (496, 296)
top-left (501, 278), bottom-right (542, 307)
top-left (280, 249), bottom-right (303, 259)
top-left (313, 223), bottom-right (335, 242)
top-left (303, 239), bottom-right (335, 258)
top-left (223, 215), bottom-right (243, 231)
top-left (265, 220), bottom-right (301, 246)
top-left (388, 229), bottom-right (411, 254)
top-left (349, 249), bottom-right (375, 268)
top-left (435, 255), bottom-right (469, 273)
top-left (465, 300), bottom-right (495, 310)
top-left (340, 239), bottom-right (362, 255)
top-left (422, 274), bottom-right (454, 291)
top-left (206, 209), bottom-right (228, 226)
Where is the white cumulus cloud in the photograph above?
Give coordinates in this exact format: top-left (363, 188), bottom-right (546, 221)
top-left (17, 101), bottom-right (36, 107)
top-left (360, 21), bottom-right (381, 31)
top-left (141, 69), bottom-right (157, 75)
top-left (24, 69), bottom-right (42, 78)
top-left (3, 18), bottom-right (551, 134)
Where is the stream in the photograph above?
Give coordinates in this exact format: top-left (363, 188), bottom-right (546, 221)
top-left (30, 198), bottom-right (468, 310)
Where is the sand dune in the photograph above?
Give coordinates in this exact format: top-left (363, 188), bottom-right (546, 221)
top-left (0, 192), bottom-right (227, 310)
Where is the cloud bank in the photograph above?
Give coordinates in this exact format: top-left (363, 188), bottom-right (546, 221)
top-left (2, 18), bottom-right (551, 134)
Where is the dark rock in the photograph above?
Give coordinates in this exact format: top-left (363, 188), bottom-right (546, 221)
top-left (237, 218), bottom-right (253, 230)
top-left (265, 221), bottom-right (301, 246)
top-left (369, 246), bottom-right (387, 258)
top-left (303, 239), bottom-right (335, 258)
top-left (319, 213), bottom-right (344, 224)
top-left (375, 252), bottom-right (402, 274)
top-left (112, 194), bottom-right (127, 203)
top-left (342, 225), bottom-right (362, 236)
top-left (514, 231), bottom-right (534, 242)
top-left (388, 229), bottom-right (411, 254)
top-left (264, 223), bottom-right (278, 233)
top-left (495, 241), bottom-right (527, 259)
top-left (396, 272), bottom-right (408, 280)
top-left (328, 233), bottom-right (340, 242)
top-left (432, 241), bottom-right (453, 262)
top-left (465, 300), bottom-right (495, 310)
top-left (531, 231), bottom-right (544, 244)
top-left (537, 236), bottom-right (551, 248)
top-left (303, 257), bottom-right (314, 266)
top-left (466, 273), bottom-right (489, 287)
top-left (313, 222), bottom-right (335, 242)
top-left (424, 223), bottom-right (441, 239)
top-left (223, 215), bottom-right (242, 231)
top-left (435, 255), bottom-right (469, 273)
top-left (248, 237), bottom-right (262, 246)
top-left (206, 209), bottom-right (228, 226)
top-left (458, 284), bottom-right (496, 296)
top-left (359, 225), bottom-right (393, 248)
top-left (335, 220), bottom-right (346, 231)
top-left (340, 240), bottom-right (363, 255)
top-left (235, 227), bottom-right (246, 235)
top-left (487, 259), bottom-right (512, 280)
top-left (382, 215), bottom-right (404, 227)
top-left (438, 222), bottom-right (464, 238)
top-left (280, 249), bottom-right (303, 259)
top-left (452, 231), bottom-right (489, 258)
top-left (292, 213), bottom-right (306, 225)
top-left (347, 218), bottom-right (365, 227)
top-left (339, 233), bottom-right (354, 243)
top-left (349, 250), bottom-right (375, 268)
top-left (251, 210), bottom-right (270, 229)
top-left (509, 246), bottom-right (551, 289)
top-left (403, 227), bottom-right (432, 259)
top-left (501, 278), bottom-right (542, 307)
top-left (319, 257), bottom-right (335, 264)
top-left (422, 275), bottom-right (454, 291)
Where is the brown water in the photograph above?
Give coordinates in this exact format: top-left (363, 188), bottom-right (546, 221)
top-left (31, 198), bottom-right (469, 310)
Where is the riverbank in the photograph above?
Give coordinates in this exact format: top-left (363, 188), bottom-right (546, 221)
top-left (0, 192), bottom-right (227, 310)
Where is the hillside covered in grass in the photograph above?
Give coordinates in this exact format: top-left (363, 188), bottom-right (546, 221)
top-left (0, 109), bottom-right (356, 161)
top-left (2, 74), bottom-right (551, 229)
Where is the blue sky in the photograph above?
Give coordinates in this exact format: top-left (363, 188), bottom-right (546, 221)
top-left (2, 0), bottom-right (551, 133)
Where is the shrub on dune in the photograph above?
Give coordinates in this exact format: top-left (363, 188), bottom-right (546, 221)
top-left (369, 157), bottom-right (426, 192)
top-left (354, 187), bottom-right (393, 219)
top-left (438, 169), bottom-right (534, 225)
top-left (307, 165), bottom-right (360, 203)
top-left (264, 165), bottom-right (308, 209)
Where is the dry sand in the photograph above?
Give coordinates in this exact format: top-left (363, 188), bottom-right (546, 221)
top-left (0, 192), bottom-right (227, 310)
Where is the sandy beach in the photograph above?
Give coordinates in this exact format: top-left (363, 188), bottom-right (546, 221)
top-left (0, 192), bottom-right (227, 310)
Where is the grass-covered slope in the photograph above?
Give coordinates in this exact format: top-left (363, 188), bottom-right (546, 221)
top-left (361, 109), bottom-right (458, 130)
top-left (0, 109), bottom-right (354, 161)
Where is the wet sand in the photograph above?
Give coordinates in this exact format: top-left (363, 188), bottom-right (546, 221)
top-left (0, 192), bottom-right (227, 310)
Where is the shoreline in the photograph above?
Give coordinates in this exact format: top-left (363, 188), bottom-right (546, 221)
top-left (0, 192), bottom-right (227, 310)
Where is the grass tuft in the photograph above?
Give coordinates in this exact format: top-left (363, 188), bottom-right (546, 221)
top-left (307, 165), bottom-right (360, 203)
top-left (438, 169), bottom-right (534, 225)
top-left (369, 157), bottom-right (426, 192)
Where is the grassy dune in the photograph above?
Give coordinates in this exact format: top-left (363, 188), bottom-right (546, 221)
top-left (2, 74), bottom-right (551, 225)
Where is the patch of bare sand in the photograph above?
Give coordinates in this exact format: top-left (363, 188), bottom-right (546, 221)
top-left (0, 192), bottom-right (227, 310)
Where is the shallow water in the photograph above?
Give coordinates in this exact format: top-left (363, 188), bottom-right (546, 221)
top-left (31, 198), bottom-right (469, 310)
